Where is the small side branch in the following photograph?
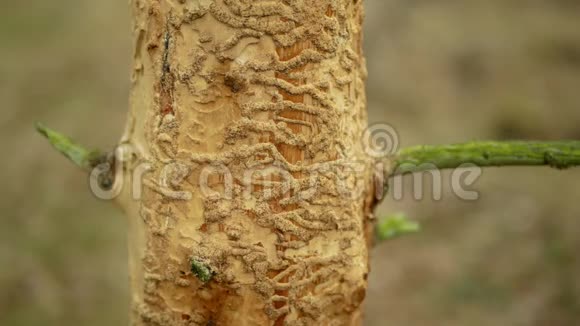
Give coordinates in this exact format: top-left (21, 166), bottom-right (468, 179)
top-left (393, 141), bottom-right (580, 175)
top-left (375, 213), bottom-right (421, 242)
top-left (36, 123), bottom-right (104, 170)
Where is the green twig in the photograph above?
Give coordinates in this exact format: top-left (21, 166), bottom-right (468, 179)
top-left (375, 213), bottom-right (421, 242)
top-left (36, 122), bottom-right (103, 170)
top-left (393, 141), bottom-right (580, 175)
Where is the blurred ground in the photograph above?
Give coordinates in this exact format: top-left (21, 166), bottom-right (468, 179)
top-left (1, 1), bottom-right (579, 325)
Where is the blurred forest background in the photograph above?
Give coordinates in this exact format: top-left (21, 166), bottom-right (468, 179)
top-left (1, 1), bottom-right (580, 325)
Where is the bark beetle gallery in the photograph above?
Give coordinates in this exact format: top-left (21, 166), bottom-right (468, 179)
top-left (123, 0), bottom-right (374, 325)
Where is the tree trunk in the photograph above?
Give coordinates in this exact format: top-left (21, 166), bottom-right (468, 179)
top-left (120, 0), bottom-right (374, 324)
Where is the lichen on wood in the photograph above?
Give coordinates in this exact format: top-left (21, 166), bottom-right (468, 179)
top-left (190, 258), bottom-right (214, 284)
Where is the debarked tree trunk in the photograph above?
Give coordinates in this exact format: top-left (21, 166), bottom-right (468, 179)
top-left (118, 0), bottom-right (376, 324)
